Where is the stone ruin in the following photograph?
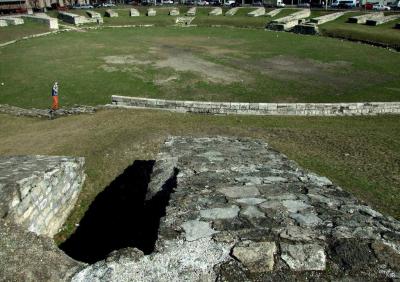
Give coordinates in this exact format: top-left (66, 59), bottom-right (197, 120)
top-left (130, 8), bottom-right (140, 17)
top-left (348, 12), bottom-right (384, 24)
top-left (186, 7), bottom-right (196, 16)
top-left (147, 8), bottom-right (156, 17)
top-left (105, 9), bottom-right (118, 18)
top-left (247, 7), bottom-right (265, 17)
top-left (267, 9), bottom-right (310, 31)
top-left (169, 8), bottom-right (180, 16)
top-left (209, 7), bottom-right (223, 16)
top-left (225, 7), bottom-right (239, 16)
top-left (1, 137), bottom-right (400, 280)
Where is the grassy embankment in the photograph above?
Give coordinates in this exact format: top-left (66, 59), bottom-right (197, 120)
top-left (0, 110), bottom-right (398, 243)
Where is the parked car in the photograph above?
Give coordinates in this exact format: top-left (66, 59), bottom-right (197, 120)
top-left (209, 0), bottom-right (221, 5)
top-left (72, 4), bottom-right (94, 9)
top-left (253, 1), bottom-right (263, 6)
top-left (297, 2), bottom-right (310, 7)
top-left (100, 2), bottom-right (116, 7)
top-left (163, 0), bottom-right (174, 3)
top-left (223, 0), bottom-right (234, 5)
top-left (361, 2), bottom-right (374, 9)
top-left (197, 0), bottom-right (209, 5)
top-left (389, 1), bottom-right (400, 9)
top-left (373, 3), bottom-right (390, 10)
top-left (277, 2), bottom-right (286, 6)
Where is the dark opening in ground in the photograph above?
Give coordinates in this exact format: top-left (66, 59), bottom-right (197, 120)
top-left (59, 160), bottom-right (177, 264)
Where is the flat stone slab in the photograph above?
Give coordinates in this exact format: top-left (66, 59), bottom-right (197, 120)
top-left (232, 242), bottom-right (276, 272)
top-left (209, 7), bottom-right (222, 16)
top-left (348, 12), bottom-right (384, 24)
top-left (281, 243), bottom-right (326, 271)
top-left (130, 8), bottom-right (140, 17)
top-left (105, 9), bottom-right (118, 17)
top-left (225, 7), bottom-right (239, 16)
top-left (169, 8), bottom-right (179, 16)
top-left (248, 7), bottom-right (265, 17)
top-left (72, 137), bottom-right (400, 280)
top-left (200, 206), bottom-right (240, 219)
top-left (186, 7), bottom-right (196, 16)
top-left (181, 220), bottom-right (218, 241)
top-left (217, 186), bottom-right (260, 198)
top-left (147, 8), bottom-right (156, 16)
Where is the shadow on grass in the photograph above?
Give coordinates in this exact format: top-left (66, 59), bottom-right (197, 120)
top-left (59, 160), bottom-right (177, 264)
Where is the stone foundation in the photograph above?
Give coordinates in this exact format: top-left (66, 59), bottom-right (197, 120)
top-left (348, 12), bottom-right (384, 24)
top-left (267, 9), bottom-right (310, 31)
top-left (225, 7), bottom-right (239, 16)
top-left (130, 8), bottom-right (140, 16)
top-left (366, 14), bottom-right (400, 26)
top-left (0, 155), bottom-right (85, 237)
top-left (105, 9), bottom-right (118, 18)
top-left (22, 14), bottom-right (59, 29)
top-left (147, 8), bottom-right (156, 16)
top-left (248, 7), bottom-right (265, 17)
top-left (0, 19), bottom-right (8, 27)
top-left (72, 137), bottom-right (400, 281)
top-left (2, 17), bottom-right (24, 25)
top-left (169, 8), bottom-right (179, 16)
top-left (209, 7), bottom-right (222, 16)
top-left (310, 11), bottom-right (347, 25)
top-left (186, 7), bottom-right (196, 16)
top-left (266, 8), bottom-right (282, 17)
top-left (111, 95), bottom-right (400, 116)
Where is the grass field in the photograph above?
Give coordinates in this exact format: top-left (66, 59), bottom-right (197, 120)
top-left (0, 110), bottom-right (399, 242)
top-left (0, 18), bottom-right (50, 43)
top-left (0, 26), bottom-right (399, 108)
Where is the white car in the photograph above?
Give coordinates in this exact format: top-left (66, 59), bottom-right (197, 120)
top-left (163, 0), bottom-right (174, 4)
top-left (197, 0), bottom-right (209, 5)
top-left (373, 3), bottom-right (391, 10)
top-left (277, 2), bottom-right (286, 6)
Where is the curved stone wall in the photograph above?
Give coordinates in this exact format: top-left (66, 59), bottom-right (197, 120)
top-left (111, 95), bottom-right (400, 116)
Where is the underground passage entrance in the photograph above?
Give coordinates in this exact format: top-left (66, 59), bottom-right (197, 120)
top-left (59, 160), bottom-right (177, 264)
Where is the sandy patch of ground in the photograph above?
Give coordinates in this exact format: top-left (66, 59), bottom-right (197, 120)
top-left (101, 46), bottom-right (245, 84)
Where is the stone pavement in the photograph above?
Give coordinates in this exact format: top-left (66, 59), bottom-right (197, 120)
top-left (73, 137), bottom-right (400, 281)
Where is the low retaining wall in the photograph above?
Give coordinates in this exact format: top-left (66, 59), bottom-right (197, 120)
top-left (268, 9), bottom-right (310, 31)
top-left (209, 7), bottom-right (222, 16)
top-left (111, 95), bottom-right (400, 116)
top-left (248, 7), bottom-right (265, 17)
top-left (22, 14), bottom-right (59, 29)
top-left (0, 155), bottom-right (85, 237)
top-left (348, 12), bottom-right (383, 24)
top-left (310, 11), bottom-right (347, 25)
top-left (225, 7), bottom-right (239, 16)
top-left (366, 14), bottom-right (400, 26)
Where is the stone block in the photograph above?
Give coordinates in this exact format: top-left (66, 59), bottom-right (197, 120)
top-left (130, 8), bottom-right (140, 17)
top-left (310, 11), bottom-right (347, 25)
top-left (169, 8), bottom-right (179, 16)
top-left (147, 8), bottom-right (156, 16)
top-left (186, 7), bottom-right (196, 16)
top-left (366, 14), bottom-right (400, 26)
top-left (0, 19), bottom-right (8, 27)
top-left (105, 9), bottom-right (118, 18)
top-left (266, 8), bottom-right (282, 17)
top-left (0, 155), bottom-right (85, 237)
top-left (248, 7), bottom-right (265, 17)
top-left (268, 9), bottom-right (310, 31)
top-left (232, 242), bottom-right (276, 272)
top-left (225, 7), bottom-right (239, 16)
top-left (281, 243), bottom-right (326, 271)
top-left (209, 7), bottom-right (222, 16)
top-left (348, 12), bottom-right (383, 24)
top-left (3, 17), bottom-right (24, 25)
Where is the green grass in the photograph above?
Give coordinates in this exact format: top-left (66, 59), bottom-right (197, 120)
top-left (0, 26), bottom-right (399, 108)
top-left (320, 11), bottom-right (400, 49)
top-left (0, 18), bottom-right (51, 43)
top-left (0, 110), bottom-right (398, 242)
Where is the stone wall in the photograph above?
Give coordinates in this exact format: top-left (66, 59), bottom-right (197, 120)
top-left (22, 14), bottom-right (59, 29)
top-left (348, 12), bottom-right (384, 24)
top-left (0, 155), bottom-right (85, 237)
top-left (111, 95), bottom-right (400, 116)
top-left (72, 137), bottom-right (400, 281)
